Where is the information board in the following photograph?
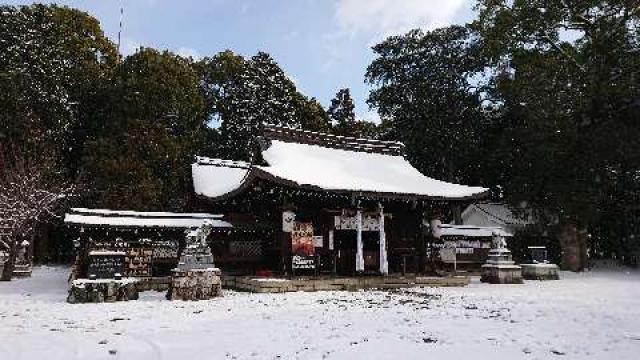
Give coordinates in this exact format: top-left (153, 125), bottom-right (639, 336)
top-left (87, 252), bottom-right (125, 279)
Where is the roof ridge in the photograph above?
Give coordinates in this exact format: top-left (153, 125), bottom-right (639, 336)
top-left (195, 156), bottom-right (252, 169)
top-left (261, 125), bottom-right (405, 156)
top-left (473, 203), bottom-right (524, 225)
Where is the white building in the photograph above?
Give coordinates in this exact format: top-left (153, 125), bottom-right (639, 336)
top-left (462, 203), bottom-right (531, 236)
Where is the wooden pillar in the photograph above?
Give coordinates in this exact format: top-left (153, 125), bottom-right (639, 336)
top-left (378, 203), bottom-right (388, 275)
top-left (356, 207), bottom-right (364, 273)
top-left (417, 207), bottom-right (426, 274)
top-left (328, 229), bottom-right (337, 275)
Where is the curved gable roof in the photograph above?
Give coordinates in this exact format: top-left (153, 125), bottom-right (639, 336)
top-left (193, 145), bottom-right (488, 201)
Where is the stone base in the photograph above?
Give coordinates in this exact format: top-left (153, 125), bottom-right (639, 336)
top-left (167, 268), bottom-right (222, 301)
top-left (228, 275), bottom-right (470, 293)
top-left (481, 264), bottom-right (523, 284)
top-left (521, 263), bottom-right (560, 280)
top-left (67, 278), bottom-right (139, 304)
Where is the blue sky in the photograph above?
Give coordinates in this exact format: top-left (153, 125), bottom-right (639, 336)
top-left (9, 0), bottom-right (476, 121)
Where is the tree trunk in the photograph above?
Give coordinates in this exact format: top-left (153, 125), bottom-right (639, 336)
top-left (558, 220), bottom-right (587, 271)
top-left (1, 237), bottom-right (17, 281)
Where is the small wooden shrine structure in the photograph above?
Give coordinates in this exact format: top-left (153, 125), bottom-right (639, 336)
top-left (192, 126), bottom-right (489, 276)
top-left (64, 208), bottom-right (232, 279)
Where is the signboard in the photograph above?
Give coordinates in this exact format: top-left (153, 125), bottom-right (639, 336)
top-left (87, 251), bottom-right (125, 279)
top-left (439, 248), bottom-right (456, 263)
top-left (292, 222), bottom-right (314, 256)
top-left (292, 255), bottom-right (316, 270)
top-left (292, 222), bottom-right (316, 271)
top-left (334, 214), bottom-right (380, 231)
top-left (436, 237), bottom-right (492, 264)
top-left (151, 240), bottom-right (179, 259)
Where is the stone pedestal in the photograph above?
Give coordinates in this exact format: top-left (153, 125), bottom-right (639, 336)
top-left (167, 268), bottom-right (222, 300)
top-left (67, 278), bottom-right (139, 304)
top-left (481, 248), bottom-right (523, 284)
top-left (12, 263), bottom-right (32, 277)
top-left (521, 263), bottom-right (560, 280)
top-left (167, 221), bottom-right (223, 301)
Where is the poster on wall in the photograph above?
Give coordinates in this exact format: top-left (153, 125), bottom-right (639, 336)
top-left (291, 222), bottom-right (314, 256)
top-left (292, 222), bottom-right (316, 270)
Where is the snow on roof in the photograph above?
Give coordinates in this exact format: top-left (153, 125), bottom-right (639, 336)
top-left (193, 140), bottom-right (488, 200)
top-left (462, 203), bottom-right (531, 226)
top-left (259, 140), bottom-right (487, 198)
top-left (439, 224), bottom-right (513, 237)
top-left (70, 208), bottom-right (224, 219)
top-left (64, 209), bottom-right (232, 229)
top-left (192, 157), bottom-right (251, 199)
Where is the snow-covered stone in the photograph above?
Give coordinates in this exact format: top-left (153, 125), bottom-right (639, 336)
top-left (521, 263), bottom-right (560, 280)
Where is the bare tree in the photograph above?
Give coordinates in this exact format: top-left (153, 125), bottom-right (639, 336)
top-left (0, 147), bottom-right (75, 281)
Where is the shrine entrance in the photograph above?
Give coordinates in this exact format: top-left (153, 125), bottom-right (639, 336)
top-left (334, 230), bottom-right (381, 275)
top-left (330, 205), bottom-right (388, 276)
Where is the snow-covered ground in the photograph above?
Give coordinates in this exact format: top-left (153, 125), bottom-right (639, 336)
top-left (1, 267), bottom-right (640, 360)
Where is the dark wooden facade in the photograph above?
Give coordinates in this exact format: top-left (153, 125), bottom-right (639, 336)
top-left (195, 177), bottom-right (470, 276)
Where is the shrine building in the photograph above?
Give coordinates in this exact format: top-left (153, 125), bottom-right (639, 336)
top-left (192, 126), bottom-right (489, 276)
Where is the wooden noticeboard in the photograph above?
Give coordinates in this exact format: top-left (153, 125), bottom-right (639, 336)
top-left (125, 247), bottom-right (153, 277)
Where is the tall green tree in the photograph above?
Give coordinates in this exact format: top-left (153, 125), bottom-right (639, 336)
top-left (83, 48), bottom-right (207, 211)
top-left (474, 0), bottom-right (640, 269)
top-left (366, 26), bottom-right (491, 185)
top-left (0, 4), bottom-right (117, 172)
top-left (328, 88), bottom-right (356, 135)
top-left (198, 51), bottom-right (330, 161)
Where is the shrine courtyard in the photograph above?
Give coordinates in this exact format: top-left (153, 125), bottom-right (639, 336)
top-left (1, 265), bottom-right (639, 360)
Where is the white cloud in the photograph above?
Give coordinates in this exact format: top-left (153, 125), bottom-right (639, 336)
top-left (335, 0), bottom-right (469, 37)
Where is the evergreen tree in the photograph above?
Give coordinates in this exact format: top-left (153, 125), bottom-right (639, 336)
top-left (366, 26), bottom-right (491, 185)
top-left (327, 88), bottom-right (380, 138)
top-left (0, 4), bottom-right (117, 174)
top-left (199, 51), bottom-right (330, 161)
top-left (328, 88), bottom-right (356, 135)
top-left (82, 48), bottom-right (207, 211)
top-left (474, 0), bottom-right (640, 269)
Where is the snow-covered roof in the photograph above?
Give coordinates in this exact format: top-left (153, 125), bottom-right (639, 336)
top-left (192, 158), bottom-right (251, 199)
top-left (70, 208), bottom-right (224, 219)
top-left (439, 224), bottom-right (513, 237)
top-left (462, 203), bottom-right (531, 226)
top-left (193, 128), bottom-right (488, 201)
top-left (64, 209), bottom-right (232, 229)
